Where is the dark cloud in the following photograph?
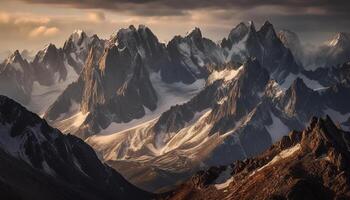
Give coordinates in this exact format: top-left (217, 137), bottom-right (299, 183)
top-left (17, 0), bottom-right (350, 16)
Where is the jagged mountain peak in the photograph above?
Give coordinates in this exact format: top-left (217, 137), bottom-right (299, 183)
top-left (5, 50), bottom-right (25, 64)
top-left (34, 43), bottom-right (60, 62)
top-left (44, 43), bottom-right (58, 52)
top-left (248, 20), bottom-right (257, 32)
top-left (229, 22), bottom-right (248, 34)
top-left (258, 20), bottom-right (279, 41)
top-left (227, 22), bottom-right (249, 44)
top-left (12, 49), bottom-right (22, 58)
top-left (327, 32), bottom-right (350, 47)
top-left (70, 29), bottom-right (88, 42)
top-left (186, 27), bottom-right (202, 39)
top-left (110, 24), bottom-right (163, 61)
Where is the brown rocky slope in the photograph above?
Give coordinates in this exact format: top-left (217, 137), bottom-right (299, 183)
top-left (162, 116), bottom-right (350, 200)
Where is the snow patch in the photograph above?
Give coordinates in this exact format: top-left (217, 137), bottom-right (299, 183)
top-left (53, 111), bottom-right (89, 134)
top-left (250, 144), bottom-right (301, 177)
top-left (26, 61), bottom-right (78, 115)
top-left (265, 112), bottom-right (290, 143)
top-left (324, 108), bottom-right (350, 131)
top-left (280, 73), bottom-right (325, 91)
top-left (225, 32), bottom-right (248, 62)
top-left (214, 166), bottom-right (233, 190)
top-left (207, 65), bottom-right (243, 84)
top-left (215, 176), bottom-right (234, 190)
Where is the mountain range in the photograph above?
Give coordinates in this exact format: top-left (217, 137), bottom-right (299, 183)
top-left (0, 20), bottom-right (350, 197)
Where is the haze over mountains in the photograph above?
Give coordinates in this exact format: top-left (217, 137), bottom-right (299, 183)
top-left (0, 19), bottom-right (350, 199)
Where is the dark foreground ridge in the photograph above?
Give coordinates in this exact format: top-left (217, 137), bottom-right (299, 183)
top-left (0, 95), bottom-right (152, 200)
top-left (162, 116), bottom-right (350, 200)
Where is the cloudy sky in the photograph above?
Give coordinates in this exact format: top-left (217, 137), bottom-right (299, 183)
top-left (0, 0), bottom-right (350, 59)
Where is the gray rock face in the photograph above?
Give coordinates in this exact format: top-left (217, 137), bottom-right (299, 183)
top-left (0, 50), bottom-right (33, 104)
top-left (77, 54), bottom-right (158, 138)
top-left (32, 44), bottom-right (68, 86)
top-left (222, 21), bottom-right (301, 82)
top-left (278, 29), bottom-right (304, 64)
top-left (0, 95), bottom-right (152, 200)
top-left (109, 25), bottom-right (169, 71)
top-left (223, 22), bottom-right (249, 49)
top-left (163, 27), bottom-right (225, 84)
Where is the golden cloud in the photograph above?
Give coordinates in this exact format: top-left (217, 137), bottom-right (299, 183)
top-left (29, 26), bottom-right (59, 37)
top-left (0, 12), bottom-right (10, 24)
top-left (87, 11), bottom-right (106, 23)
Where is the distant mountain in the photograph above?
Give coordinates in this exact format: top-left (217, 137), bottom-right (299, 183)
top-left (163, 116), bottom-right (350, 200)
top-left (310, 32), bottom-right (350, 68)
top-left (0, 30), bottom-right (105, 115)
top-left (0, 50), bottom-right (33, 104)
top-left (0, 95), bottom-right (151, 200)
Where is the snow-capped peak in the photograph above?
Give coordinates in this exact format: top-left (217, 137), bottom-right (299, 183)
top-left (71, 29), bottom-right (86, 39)
top-left (73, 29), bottom-right (84, 35)
top-left (71, 30), bottom-right (88, 44)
